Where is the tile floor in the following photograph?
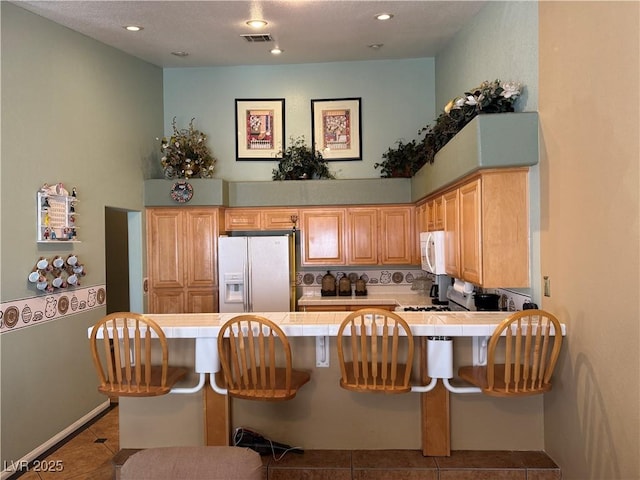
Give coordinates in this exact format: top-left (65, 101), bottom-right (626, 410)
top-left (9, 404), bottom-right (118, 480)
top-left (8, 404), bottom-right (561, 480)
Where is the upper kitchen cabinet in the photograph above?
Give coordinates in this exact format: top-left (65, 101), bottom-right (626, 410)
top-left (417, 196), bottom-right (444, 233)
top-left (347, 207), bottom-right (379, 265)
top-left (224, 207), bottom-right (299, 231)
top-left (432, 197), bottom-right (444, 231)
top-left (379, 205), bottom-right (416, 265)
top-left (443, 189), bottom-right (461, 278)
top-left (224, 208), bottom-right (260, 230)
top-left (304, 205), bottom-right (418, 267)
top-left (147, 207), bottom-right (223, 313)
top-left (300, 208), bottom-right (347, 265)
top-left (415, 201), bottom-right (428, 233)
top-left (459, 179), bottom-right (482, 284)
top-left (444, 168), bottom-right (529, 288)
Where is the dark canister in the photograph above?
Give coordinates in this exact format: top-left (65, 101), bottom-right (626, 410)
top-left (321, 270), bottom-right (336, 296)
top-left (355, 276), bottom-right (367, 296)
top-left (338, 273), bottom-right (352, 296)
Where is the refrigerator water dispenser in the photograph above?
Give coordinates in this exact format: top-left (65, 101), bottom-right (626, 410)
top-left (223, 273), bottom-right (244, 304)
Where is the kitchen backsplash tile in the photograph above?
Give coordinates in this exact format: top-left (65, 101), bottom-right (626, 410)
top-left (297, 269), bottom-right (424, 287)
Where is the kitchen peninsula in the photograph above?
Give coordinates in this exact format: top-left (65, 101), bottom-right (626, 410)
top-left (109, 310), bottom-right (565, 456)
top-left (134, 113), bottom-right (544, 454)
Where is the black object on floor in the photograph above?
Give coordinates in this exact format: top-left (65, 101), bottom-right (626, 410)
top-left (233, 427), bottom-right (303, 456)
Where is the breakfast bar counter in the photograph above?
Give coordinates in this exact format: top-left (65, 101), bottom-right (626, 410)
top-left (146, 309), bottom-right (534, 338)
top-left (104, 311), bottom-right (565, 455)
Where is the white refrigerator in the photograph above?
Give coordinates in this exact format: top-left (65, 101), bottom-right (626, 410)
top-left (218, 235), bottom-right (293, 313)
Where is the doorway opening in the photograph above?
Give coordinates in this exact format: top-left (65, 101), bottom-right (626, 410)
top-left (104, 207), bottom-right (143, 313)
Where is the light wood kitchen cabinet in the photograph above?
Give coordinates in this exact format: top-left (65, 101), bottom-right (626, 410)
top-left (416, 201), bottom-right (428, 233)
top-left (443, 169), bottom-right (529, 288)
top-left (224, 207), bottom-right (299, 231)
top-left (303, 205), bottom-right (418, 266)
top-left (300, 208), bottom-right (347, 265)
top-left (433, 196), bottom-right (444, 230)
top-left (418, 196), bottom-right (443, 232)
top-left (443, 189), bottom-right (460, 278)
top-left (459, 179), bottom-right (482, 284)
top-left (261, 208), bottom-right (299, 230)
top-left (347, 208), bottom-right (378, 265)
top-left (147, 207), bottom-right (222, 313)
top-left (379, 205), bottom-right (416, 265)
top-left (224, 208), bottom-right (260, 230)
top-left (424, 201), bottom-right (434, 231)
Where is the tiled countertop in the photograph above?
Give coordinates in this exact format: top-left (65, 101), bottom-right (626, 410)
top-left (133, 310), bottom-right (565, 337)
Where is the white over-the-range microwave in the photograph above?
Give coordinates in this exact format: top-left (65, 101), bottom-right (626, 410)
top-left (419, 231), bottom-right (446, 275)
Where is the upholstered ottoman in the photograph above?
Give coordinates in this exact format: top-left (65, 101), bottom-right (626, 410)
top-left (120, 446), bottom-right (262, 480)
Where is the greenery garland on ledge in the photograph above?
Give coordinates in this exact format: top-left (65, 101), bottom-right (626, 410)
top-left (375, 80), bottom-right (523, 178)
top-left (161, 117), bottom-right (217, 179)
top-left (272, 136), bottom-right (336, 180)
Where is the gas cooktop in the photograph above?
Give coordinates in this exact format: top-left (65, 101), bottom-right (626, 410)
top-left (398, 305), bottom-right (451, 312)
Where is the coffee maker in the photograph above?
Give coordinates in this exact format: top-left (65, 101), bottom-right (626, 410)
top-left (427, 272), bottom-right (451, 305)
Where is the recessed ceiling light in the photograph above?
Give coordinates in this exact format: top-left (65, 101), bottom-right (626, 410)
top-left (368, 44), bottom-right (384, 50)
top-left (124, 25), bottom-right (143, 32)
top-left (270, 48), bottom-right (283, 55)
top-left (171, 51), bottom-right (189, 57)
top-left (246, 19), bottom-right (268, 28)
top-left (375, 13), bottom-right (393, 21)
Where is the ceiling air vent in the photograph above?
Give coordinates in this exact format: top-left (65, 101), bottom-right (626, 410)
top-left (241, 34), bottom-right (273, 43)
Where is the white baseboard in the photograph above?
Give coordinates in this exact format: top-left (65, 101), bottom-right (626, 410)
top-left (1, 400), bottom-right (111, 479)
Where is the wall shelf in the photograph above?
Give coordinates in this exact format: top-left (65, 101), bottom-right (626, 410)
top-left (36, 191), bottom-right (79, 243)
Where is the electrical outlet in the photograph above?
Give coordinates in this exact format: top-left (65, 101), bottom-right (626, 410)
top-left (315, 336), bottom-right (330, 367)
top-left (543, 276), bottom-right (551, 297)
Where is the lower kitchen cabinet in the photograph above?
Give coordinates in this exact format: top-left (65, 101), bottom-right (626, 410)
top-left (147, 207), bottom-right (222, 313)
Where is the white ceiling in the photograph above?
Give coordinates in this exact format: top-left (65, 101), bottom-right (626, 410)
top-left (13, 1), bottom-right (487, 68)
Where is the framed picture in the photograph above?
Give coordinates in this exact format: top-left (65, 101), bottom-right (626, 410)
top-left (235, 98), bottom-right (285, 160)
top-left (311, 97), bottom-right (361, 161)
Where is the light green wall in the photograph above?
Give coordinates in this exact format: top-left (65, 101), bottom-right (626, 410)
top-left (0, 2), bottom-right (163, 464)
top-left (434, 1), bottom-right (538, 113)
top-left (163, 59), bottom-right (436, 182)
